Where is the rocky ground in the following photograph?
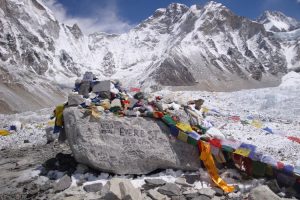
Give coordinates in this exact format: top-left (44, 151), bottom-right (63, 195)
top-left (0, 140), bottom-right (299, 200)
top-left (0, 72), bottom-right (299, 199)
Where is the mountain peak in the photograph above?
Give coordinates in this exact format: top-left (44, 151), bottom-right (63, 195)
top-left (166, 3), bottom-right (189, 11)
top-left (258, 10), bottom-right (299, 32)
top-left (205, 1), bottom-right (223, 7)
top-left (165, 3), bottom-right (189, 16)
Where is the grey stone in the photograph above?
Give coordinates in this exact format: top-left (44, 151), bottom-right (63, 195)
top-left (83, 71), bottom-right (94, 82)
top-left (53, 175), bottom-right (72, 193)
top-left (145, 179), bottom-right (166, 187)
top-left (68, 94), bottom-right (84, 106)
top-left (99, 91), bottom-right (111, 99)
top-left (198, 188), bottom-right (216, 198)
top-left (83, 183), bottom-right (103, 192)
top-left (172, 196), bottom-right (187, 200)
top-left (142, 193), bottom-right (153, 200)
top-left (175, 178), bottom-right (192, 187)
top-left (184, 175), bottom-right (200, 184)
top-left (23, 182), bottom-right (40, 195)
top-left (78, 81), bottom-right (91, 97)
top-left (212, 187), bottom-right (223, 197)
top-left (184, 192), bottom-right (199, 200)
top-left (158, 183), bottom-right (181, 196)
top-left (39, 180), bottom-right (53, 191)
top-left (211, 197), bottom-right (221, 200)
top-left (101, 178), bottom-right (142, 200)
top-left (191, 195), bottom-right (211, 200)
top-left (75, 163), bottom-right (89, 174)
top-left (148, 189), bottom-right (168, 200)
top-left (63, 107), bottom-right (200, 174)
top-left (249, 185), bottom-right (281, 200)
top-left (92, 80), bottom-right (111, 93)
top-left (227, 191), bottom-right (241, 200)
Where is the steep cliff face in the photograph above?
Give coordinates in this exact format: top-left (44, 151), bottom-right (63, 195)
top-left (0, 0), bottom-right (299, 113)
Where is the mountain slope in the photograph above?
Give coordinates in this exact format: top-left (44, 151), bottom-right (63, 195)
top-left (258, 11), bottom-right (300, 32)
top-left (0, 0), bottom-right (299, 113)
top-left (258, 11), bottom-right (300, 72)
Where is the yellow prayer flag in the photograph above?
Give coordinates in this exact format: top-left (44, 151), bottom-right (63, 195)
top-left (91, 107), bottom-right (100, 118)
top-left (199, 141), bottom-right (235, 193)
top-left (202, 107), bottom-right (209, 113)
top-left (177, 131), bottom-right (188, 143)
top-left (47, 120), bottom-right (55, 126)
top-left (176, 122), bottom-right (194, 132)
top-left (0, 130), bottom-right (10, 136)
top-left (234, 148), bottom-right (251, 157)
top-left (251, 120), bottom-right (263, 129)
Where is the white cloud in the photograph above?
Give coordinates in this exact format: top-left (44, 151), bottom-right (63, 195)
top-left (297, 0), bottom-right (300, 3)
top-left (43, 0), bottom-right (134, 34)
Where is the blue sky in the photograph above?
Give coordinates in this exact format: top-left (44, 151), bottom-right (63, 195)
top-left (45, 0), bottom-right (300, 34)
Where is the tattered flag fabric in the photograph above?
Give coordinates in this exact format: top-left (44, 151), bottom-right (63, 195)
top-left (177, 131), bottom-right (188, 143)
top-left (176, 122), bottom-right (194, 133)
top-left (260, 155), bottom-right (277, 168)
top-left (252, 161), bottom-right (266, 177)
top-left (198, 141), bottom-right (235, 193)
top-left (234, 147), bottom-right (251, 157)
top-left (0, 130), bottom-right (10, 136)
top-left (251, 120), bottom-right (263, 129)
top-left (229, 116), bottom-right (240, 122)
top-left (169, 125), bottom-right (179, 137)
top-left (263, 127), bottom-right (273, 134)
top-left (162, 115), bottom-right (176, 126)
top-left (287, 136), bottom-right (300, 144)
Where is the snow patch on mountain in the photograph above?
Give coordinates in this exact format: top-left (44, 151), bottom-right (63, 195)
top-left (258, 11), bottom-right (300, 32)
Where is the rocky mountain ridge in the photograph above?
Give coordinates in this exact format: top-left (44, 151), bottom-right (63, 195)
top-left (0, 0), bottom-right (299, 113)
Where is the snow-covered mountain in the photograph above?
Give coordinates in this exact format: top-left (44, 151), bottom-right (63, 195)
top-left (258, 11), bottom-right (300, 73)
top-left (258, 11), bottom-right (300, 32)
top-left (0, 0), bottom-right (299, 113)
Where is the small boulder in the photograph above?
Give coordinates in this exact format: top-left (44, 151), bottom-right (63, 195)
top-left (158, 183), bottom-right (181, 196)
top-left (191, 195), bottom-right (211, 200)
top-left (78, 81), bottom-right (90, 98)
top-left (198, 188), bottom-right (216, 198)
top-left (172, 196), bottom-right (187, 200)
top-left (184, 175), bottom-right (200, 184)
top-left (148, 189), bottom-right (168, 200)
top-left (175, 178), bottom-right (192, 187)
top-left (68, 94), bottom-right (84, 106)
top-left (184, 192), bottom-right (199, 199)
top-left (212, 187), bottom-right (224, 197)
top-left (144, 179), bottom-right (166, 189)
top-left (64, 107), bottom-right (200, 174)
top-left (101, 178), bottom-right (142, 200)
top-left (92, 80), bottom-right (111, 93)
top-left (53, 175), bottom-right (72, 193)
top-left (83, 183), bottom-right (103, 193)
top-left (249, 185), bottom-right (281, 200)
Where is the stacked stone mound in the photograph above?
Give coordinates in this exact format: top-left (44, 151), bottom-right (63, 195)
top-left (63, 107), bottom-right (200, 174)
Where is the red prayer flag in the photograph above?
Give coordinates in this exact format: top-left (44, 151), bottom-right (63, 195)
top-left (287, 136), bottom-right (300, 144)
top-left (130, 87), bottom-right (141, 92)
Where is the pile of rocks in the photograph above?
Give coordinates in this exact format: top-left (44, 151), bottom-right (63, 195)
top-left (61, 73), bottom-right (207, 174)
